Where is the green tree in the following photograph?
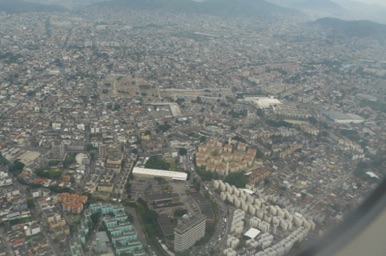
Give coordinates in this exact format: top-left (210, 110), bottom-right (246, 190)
top-left (256, 108), bottom-right (265, 118)
top-left (63, 153), bottom-right (76, 167)
top-left (232, 136), bottom-right (247, 144)
top-left (308, 116), bottom-right (318, 125)
top-left (211, 150), bottom-right (219, 157)
top-left (125, 182), bottom-right (132, 194)
top-left (196, 168), bottom-right (219, 182)
top-left (27, 198), bottom-right (35, 208)
top-left (0, 153), bottom-right (10, 166)
top-left (48, 185), bottom-right (73, 193)
top-left (157, 123), bottom-right (171, 133)
top-left (91, 212), bottom-right (102, 226)
top-left (48, 160), bottom-right (60, 166)
top-left (174, 208), bottom-right (188, 217)
top-left (176, 98), bottom-right (185, 105)
top-left (237, 237), bottom-right (247, 249)
top-left (266, 119), bottom-right (293, 128)
top-left (35, 168), bottom-right (50, 178)
top-left (113, 104), bottom-right (121, 111)
top-left (48, 169), bottom-right (62, 179)
top-left (224, 172), bottom-right (248, 188)
top-left (85, 144), bottom-right (96, 151)
top-left (154, 177), bottom-right (166, 184)
top-left (145, 156), bottom-right (170, 170)
top-left (178, 148), bottom-right (187, 156)
top-left (127, 213), bottom-right (134, 223)
top-left (9, 160), bottom-right (25, 175)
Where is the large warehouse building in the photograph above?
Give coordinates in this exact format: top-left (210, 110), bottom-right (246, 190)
top-left (324, 111), bottom-right (364, 124)
top-left (242, 96), bottom-right (282, 109)
top-left (132, 167), bottom-right (188, 181)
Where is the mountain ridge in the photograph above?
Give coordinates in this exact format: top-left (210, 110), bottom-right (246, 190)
top-left (266, 0), bottom-right (386, 24)
top-left (312, 17), bottom-right (386, 39)
top-left (0, 0), bottom-right (66, 13)
top-left (94, 0), bottom-right (300, 18)
top-left (292, 0), bottom-right (344, 12)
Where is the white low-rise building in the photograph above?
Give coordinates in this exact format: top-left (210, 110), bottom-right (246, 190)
top-left (132, 167), bottom-right (188, 181)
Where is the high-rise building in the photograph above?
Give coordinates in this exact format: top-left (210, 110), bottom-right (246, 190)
top-left (51, 140), bottom-right (65, 160)
top-left (99, 144), bottom-right (107, 158)
top-left (106, 144), bottom-right (122, 160)
top-left (174, 214), bottom-right (206, 253)
top-left (106, 144), bottom-right (123, 173)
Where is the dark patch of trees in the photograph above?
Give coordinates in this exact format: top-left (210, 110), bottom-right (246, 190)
top-left (48, 160), bottom-right (60, 166)
top-left (137, 199), bottom-right (161, 235)
top-left (196, 167), bottom-right (220, 181)
top-left (224, 172), bottom-right (248, 188)
top-left (85, 144), bottom-right (97, 151)
top-left (113, 104), bottom-right (121, 111)
top-left (229, 109), bottom-right (247, 118)
top-left (193, 96), bottom-right (202, 104)
top-left (178, 148), bottom-right (187, 156)
top-left (48, 185), bottom-right (73, 194)
top-left (0, 52), bottom-right (23, 64)
top-left (232, 136), bottom-right (247, 144)
top-left (35, 168), bottom-right (63, 180)
top-left (0, 153), bottom-right (10, 166)
top-left (174, 208), bottom-right (188, 217)
top-left (176, 98), bottom-right (185, 105)
top-left (157, 123), bottom-right (171, 133)
top-left (63, 153), bottom-right (76, 168)
top-left (8, 160), bottom-right (25, 175)
top-left (90, 212), bottom-right (102, 227)
top-left (27, 198), bottom-right (35, 208)
top-left (308, 116), bottom-right (318, 125)
top-left (145, 156), bottom-right (170, 170)
top-left (361, 100), bottom-right (386, 113)
top-left (266, 119), bottom-right (293, 128)
top-left (340, 129), bottom-right (360, 141)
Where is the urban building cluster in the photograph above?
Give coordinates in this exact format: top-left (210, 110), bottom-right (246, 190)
top-left (0, 2), bottom-right (385, 256)
top-left (196, 140), bottom-right (257, 175)
top-left (215, 180), bottom-right (316, 256)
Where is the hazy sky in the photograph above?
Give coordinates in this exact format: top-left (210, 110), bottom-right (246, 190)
top-left (354, 0), bottom-right (386, 7)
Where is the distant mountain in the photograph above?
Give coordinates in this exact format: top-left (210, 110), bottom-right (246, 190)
top-left (267, 0), bottom-right (386, 24)
top-left (292, 0), bottom-right (344, 12)
top-left (95, 0), bottom-right (299, 18)
top-left (266, 0), bottom-right (345, 18)
top-left (24, 0), bottom-right (105, 9)
top-left (0, 0), bottom-right (66, 13)
top-left (332, 0), bottom-right (386, 24)
top-left (266, 0), bottom-right (343, 10)
top-left (312, 17), bottom-right (386, 39)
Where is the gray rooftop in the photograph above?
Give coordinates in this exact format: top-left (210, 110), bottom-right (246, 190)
top-left (174, 214), bottom-right (206, 235)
